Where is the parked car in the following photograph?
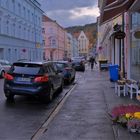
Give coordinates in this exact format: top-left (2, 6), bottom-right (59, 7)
top-left (72, 57), bottom-right (85, 72)
top-left (4, 61), bottom-right (63, 102)
top-left (0, 60), bottom-right (11, 78)
top-left (53, 61), bottom-right (76, 84)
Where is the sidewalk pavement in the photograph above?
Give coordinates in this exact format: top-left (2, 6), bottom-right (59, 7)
top-left (41, 67), bottom-right (140, 140)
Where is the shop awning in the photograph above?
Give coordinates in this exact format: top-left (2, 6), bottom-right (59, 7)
top-left (100, 0), bottom-right (135, 24)
top-left (129, 0), bottom-right (140, 12)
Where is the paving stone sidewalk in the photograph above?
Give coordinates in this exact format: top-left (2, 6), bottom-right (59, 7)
top-left (41, 68), bottom-right (140, 140)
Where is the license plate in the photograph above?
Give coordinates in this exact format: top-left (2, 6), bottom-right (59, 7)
top-left (17, 77), bottom-right (31, 82)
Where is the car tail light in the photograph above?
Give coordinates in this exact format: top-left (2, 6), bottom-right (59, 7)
top-left (80, 61), bottom-right (84, 65)
top-left (65, 67), bottom-right (71, 70)
top-left (34, 75), bottom-right (49, 82)
top-left (4, 73), bottom-right (14, 80)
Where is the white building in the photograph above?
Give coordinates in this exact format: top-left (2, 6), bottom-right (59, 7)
top-left (78, 31), bottom-right (89, 57)
top-left (0, 0), bottom-right (43, 63)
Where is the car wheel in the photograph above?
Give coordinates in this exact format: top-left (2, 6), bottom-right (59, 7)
top-left (58, 80), bottom-right (64, 93)
top-left (72, 75), bottom-right (75, 81)
top-left (67, 78), bottom-right (71, 85)
top-left (47, 87), bottom-right (54, 102)
top-left (5, 94), bottom-right (14, 101)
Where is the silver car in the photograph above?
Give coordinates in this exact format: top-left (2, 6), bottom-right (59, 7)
top-left (0, 60), bottom-right (11, 78)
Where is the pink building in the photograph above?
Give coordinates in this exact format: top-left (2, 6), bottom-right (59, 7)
top-left (42, 15), bottom-right (66, 60)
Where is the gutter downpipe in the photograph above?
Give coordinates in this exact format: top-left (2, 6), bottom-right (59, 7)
top-left (122, 13), bottom-right (125, 78)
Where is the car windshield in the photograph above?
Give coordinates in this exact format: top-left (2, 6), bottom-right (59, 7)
top-left (9, 63), bottom-right (43, 75)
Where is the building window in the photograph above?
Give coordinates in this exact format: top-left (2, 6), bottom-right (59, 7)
top-left (23, 6), bottom-right (26, 18)
top-left (0, 18), bottom-right (1, 33)
top-left (18, 25), bottom-right (21, 38)
top-left (42, 40), bottom-right (45, 46)
top-left (42, 28), bottom-right (45, 34)
top-left (28, 29), bottom-right (30, 40)
top-left (38, 17), bottom-right (40, 25)
top-left (23, 27), bottom-right (26, 39)
top-left (12, 23), bottom-right (15, 36)
top-left (32, 13), bottom-right (34, 22)
top-left (32, 30), bottom-right (34, 41)
top-left (8, 48), bottom-right (11, 61)
top-left (27, 10), bottom-right (30, 21)
top-left (35, 15), bottom-right (37, 24)
top-left (52, 39), bottom-right (56, 46)
top-left (6, 0), bottom-right (9, 9)
top-left (6, 20), bottom-right (9, 35)
top-left (18, 3), bottom-right (21, 14)
top-left (12, 0), bottom-right (15, 12)
top-left (14, 49), bottom-right (17, 61)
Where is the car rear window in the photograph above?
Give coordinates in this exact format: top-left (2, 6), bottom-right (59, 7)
top-left (56, 63), bottom-right (68, 70)
top-left (9, 63), bottom-right (44, 75)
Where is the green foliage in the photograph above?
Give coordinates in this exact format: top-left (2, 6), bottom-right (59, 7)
top-left (65, 23), bottom-right (97, 45)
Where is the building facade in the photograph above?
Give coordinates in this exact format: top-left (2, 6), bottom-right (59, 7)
top-left (98, 0), bottom-right (136, 79)
top-left (65, 33), bottom-right (79, 59)
top-left (0, 0), bottom-right (43, 63)
top-left (78, 31), bottom-right (89, 58)
top-left (129, 0), bottom-right (140, 80)
top-left (42, 15), bottom-right (66, 61)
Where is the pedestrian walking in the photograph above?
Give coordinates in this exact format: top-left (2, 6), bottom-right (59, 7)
top-left (89, 56), bottom-right (96, 70)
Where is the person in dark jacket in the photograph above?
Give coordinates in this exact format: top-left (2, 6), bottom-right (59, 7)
top-left (90, 56), bottom-right (96, 70)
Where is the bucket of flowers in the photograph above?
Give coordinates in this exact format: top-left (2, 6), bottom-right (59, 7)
top-left (109, 104), bottom-right (140, 133)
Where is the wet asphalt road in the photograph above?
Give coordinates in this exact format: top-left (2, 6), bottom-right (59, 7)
top-left (0, 72), bottom-right (83, 140)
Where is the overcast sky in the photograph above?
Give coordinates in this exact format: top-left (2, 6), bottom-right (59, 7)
top-left (38, 0), bottom-right (99, 27)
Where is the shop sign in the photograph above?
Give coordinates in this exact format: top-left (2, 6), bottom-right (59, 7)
top-left (114, 31), bottom-right (126, 39)
top-left (134, 31), bottom-right (140, 39)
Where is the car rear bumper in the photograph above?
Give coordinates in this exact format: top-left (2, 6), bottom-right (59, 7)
top-left (4, 84), bottom-right (50, 96)
top-left (74, 66), bottom-right (85, 71)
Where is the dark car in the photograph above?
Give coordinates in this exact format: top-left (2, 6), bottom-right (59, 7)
top-left (53, 61), bottom-right (76, 84)
top-left (72, 57), bottom-right (85, 72)
top-left (4, 61), bottom-right (63, 102)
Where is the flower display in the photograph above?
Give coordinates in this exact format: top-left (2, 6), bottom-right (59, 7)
top-left (110, 104), bottom-right (140, 133)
